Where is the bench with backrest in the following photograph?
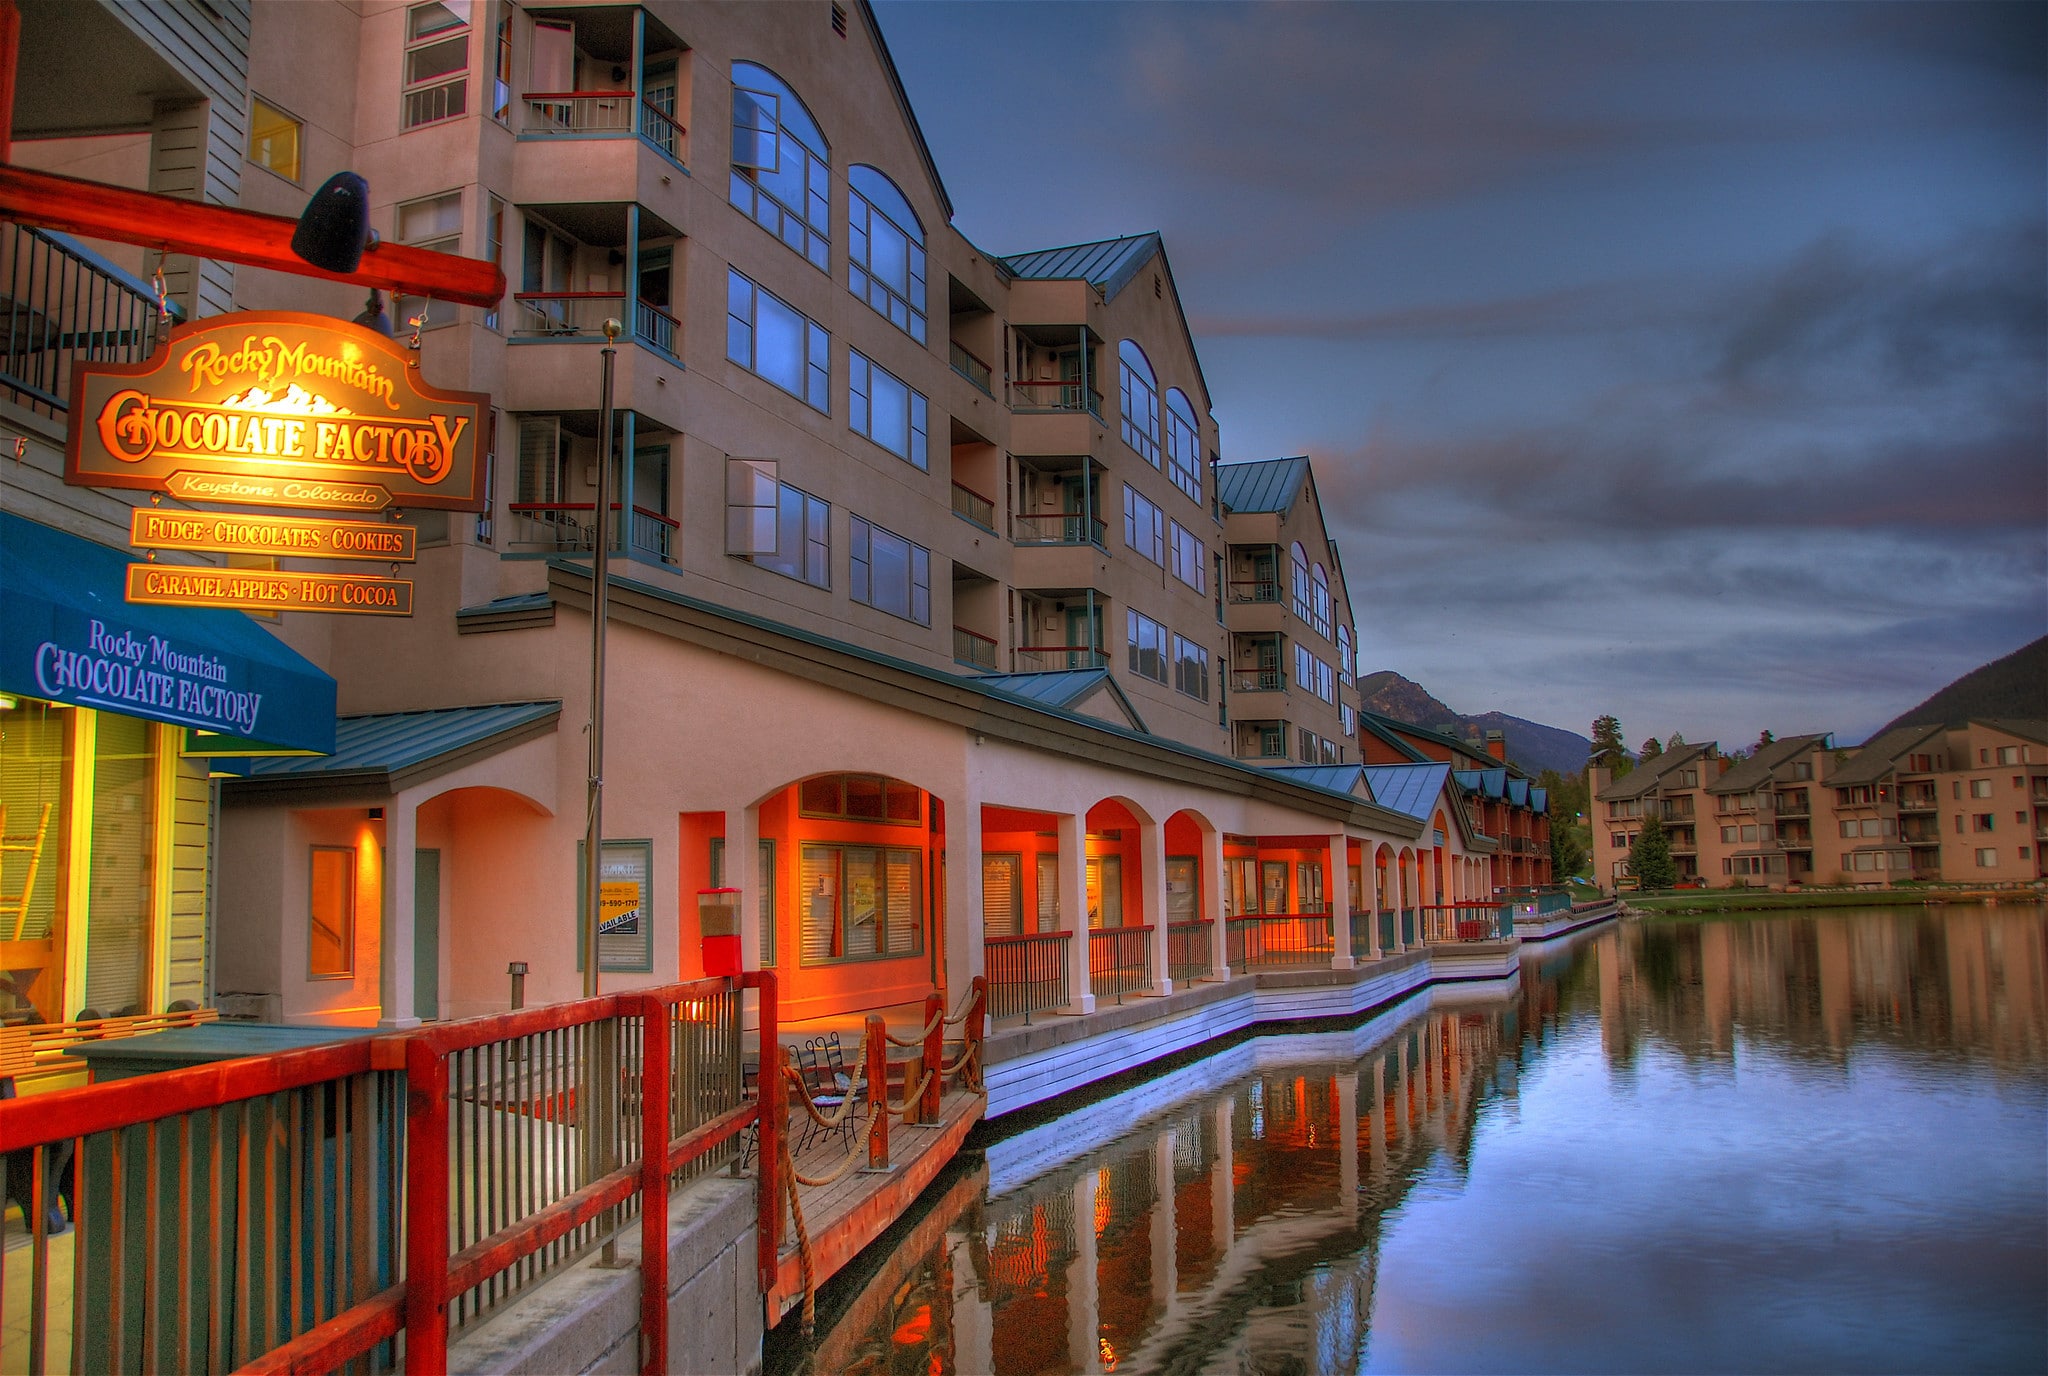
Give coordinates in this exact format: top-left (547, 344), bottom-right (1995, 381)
top-left (0, 1004), bottom-right (220, 1093)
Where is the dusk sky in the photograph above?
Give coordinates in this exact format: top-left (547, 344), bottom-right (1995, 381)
top-left (873, 0), bottom-right (2047, 751)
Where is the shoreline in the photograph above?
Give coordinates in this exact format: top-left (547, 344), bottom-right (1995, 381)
top-left (1622, 887), bottom-right (2045, 917)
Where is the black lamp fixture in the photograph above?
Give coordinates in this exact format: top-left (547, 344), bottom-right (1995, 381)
top-left (352, 289), bottom-right (395, 337)
top-left (291, 171), bottom-right (378, 274)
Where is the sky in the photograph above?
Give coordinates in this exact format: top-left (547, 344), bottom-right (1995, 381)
top-left (872, 0), bottom-right (2047, 750)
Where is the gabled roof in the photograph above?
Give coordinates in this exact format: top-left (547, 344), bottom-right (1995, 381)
top-left (1359, 711), bottom-right (1506, 773)
top-left (858, 0), bottom-right (954, 222)
top-left (225, 702), bottom-right (562, 798)
top-left (1000, 232), bottom-right (1162, 302)
top-left (1506, 778), bottom-right (1530, 807)
top-left (1594, 742), bottom-right (1715, 802)
top-left (1705, 732), bottom-right (1831, 795)
top-left (973, 668), bottom-right (1148, 734)
top-left (1972, 718), bottom-right (2048, 747)
top-left (1357, 713), bottom-right (1432, 764)
top-left (1362, 763), bottom-right (1452, 821)
top-left (1453, 767), bottom-right (1508, 799)
top-left (1215, 456), bottom-right (1309, 516)
top-left (1829, 723), bottom-right (1947, 787)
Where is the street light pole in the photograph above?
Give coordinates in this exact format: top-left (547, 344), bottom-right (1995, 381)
top-left (583, 318), bottom-right (621, 998)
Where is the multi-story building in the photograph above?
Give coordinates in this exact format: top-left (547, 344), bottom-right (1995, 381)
top-left (1698, 733), bottom-right (1832, 887)
top-left (1588, 742), bottom-right (1720, 888)
top-left (1357, 714), bottom-right (1554, 891)
top-left (2, 0), bottom-right (1503, 1036)
top-left (1215, 456), bottom-right (1359, 767)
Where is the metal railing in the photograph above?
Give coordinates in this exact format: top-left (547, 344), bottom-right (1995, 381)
top-left (1229, 669), bottom-right (1285, 693)
top-left (1227, 579), bottom-right (1281, 604)
top-left (1012, 511), bottom-right (1106, 546)
top-left (0, 224), bottom-right (179, 417)
top-left (1419, 903), bottom-right (1512, 943)
top-left (1402, 908), bottom-right (1418, 947)
top-left (637, 99), bottom-right (685, 159)
top-left (1088, 924), bottom-right (1153, 1004)
top-left (1010, 377), bottom-right (1101, 416)
top-left (508, 501), bottom-right (606, 553)
top-left (1167, 920), bottom-right (1213, 982)
top-left (524, 89), bottom-right (636, 133)
top-left (1226, 914), bottom-right (1333, 970)
top-left (404, 78), bottom-right (465, 130)
top-left (1350, 911), bottom-right (1377, 957)
top-left (1011, 644), bottom-right (1106, 673)
top-left (629, 504), bottom-right (679, 562)
top-left (950, 481), bottom-right (997, 530)
top-left (0, 973), bottom-right (774, 1376)
top-left (635, 297), bottom-right (679, 355)
top-left (985, 930), bottom-right (1070, 1023)
top-left (1380, 910), bottom-right (1399, 951)
top-left (513, 291), bottom-right (627, 337)
top-left (952, 625), bottom-right (998, 672)
top-left (948, 341), bottom-right (993, 395)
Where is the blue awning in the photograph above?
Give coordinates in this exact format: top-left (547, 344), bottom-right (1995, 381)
top-left (1, 510), bottom-right (336, 755)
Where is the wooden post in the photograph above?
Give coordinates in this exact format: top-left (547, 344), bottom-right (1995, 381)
top-left (921, 992), bottom-right (943, 1123)
top-left (865, 1015), bottom-right (889, 1170)
top-left (749, 971), bottom-right (781, 1298)
top-left (402, 1039), bottom-right (451, 1374)
top-left (638, 993), bottom-right (672, 1376)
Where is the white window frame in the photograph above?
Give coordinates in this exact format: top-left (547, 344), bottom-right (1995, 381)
top-left (403, 2), bottom-right (470, 130)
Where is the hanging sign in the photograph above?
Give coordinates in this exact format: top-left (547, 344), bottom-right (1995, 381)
top-left (130, 507), bottom-right (418, 562)
top-left (126, 564), bottom-right (413, 616)
top-left (67, 312), bottom-right (489, 512)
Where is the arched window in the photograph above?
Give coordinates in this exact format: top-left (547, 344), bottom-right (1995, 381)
top-left (848, 165), bottom-right (925, 342)
top-left (1119, 340), bottom-right (1159, 466)
top-left (730, 62), bottom-right (830, 271)
top-left (1312, 564), bottom-right (1332, 638)
top-left (1164, 388), bottom-right (1200, 503)
top-left (1290, 542), bottom-right (1311, 622)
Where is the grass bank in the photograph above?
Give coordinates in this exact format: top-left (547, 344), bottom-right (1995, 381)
top-left (1627, 887), bottom-right (2042, 917)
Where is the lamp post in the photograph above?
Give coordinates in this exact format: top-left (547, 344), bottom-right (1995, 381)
top-left (584, 319), bottom-right (621, 998)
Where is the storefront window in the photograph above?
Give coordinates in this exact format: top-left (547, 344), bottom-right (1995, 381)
top-left (1086, 855), bottom-right (1122, 928)
top-left (799, 843), bottom-right (920, 964)
top-left (308, 846), bottom-right (357, 979)
top-left (84, 714), bottom-right (156, 1012)
top-left (0, 698), bottom-right (72, 1022)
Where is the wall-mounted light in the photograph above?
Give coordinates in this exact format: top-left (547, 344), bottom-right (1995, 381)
top-left (368, 807), bottom-right (384, 820)
top-left (291, 171), bottom-right (379, 274)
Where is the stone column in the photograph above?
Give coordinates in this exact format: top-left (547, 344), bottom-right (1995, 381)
top-left (378, 797), bottom-right (419, 1029)
top-left (944, 791), bottom-right (987, 1006)
top-left (1059, 813), bottom-right (1095, 1014)
top-left (727, 804), bottom-right (761, 970)
top-left (1366, 850), bottom-right (1383, 959)
top-left (1139, 818), bottom-right (1173, 996)
top-left (1203, 825), bottom-right (1230, 981)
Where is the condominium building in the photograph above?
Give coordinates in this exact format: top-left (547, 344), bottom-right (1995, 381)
top-left (4, 0), bottom-right (1515, 1038)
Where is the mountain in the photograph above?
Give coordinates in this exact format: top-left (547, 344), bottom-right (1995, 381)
top-left (1357, 671), bottom-right (1593, 778)
top-left (1877, 635), bottom-right (2048, 736)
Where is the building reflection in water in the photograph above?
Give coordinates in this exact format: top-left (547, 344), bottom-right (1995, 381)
top-left (771, 905), bottom-right (2046, 1376)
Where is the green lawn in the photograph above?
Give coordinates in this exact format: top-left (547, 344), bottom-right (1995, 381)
top-left (1625, 885), bottom-right (2042, 916)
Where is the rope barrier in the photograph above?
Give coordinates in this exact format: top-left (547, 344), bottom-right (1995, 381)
top-left (788, 1126), bottom-right (870, 1189)
top-left (883, 1007), bottom-right (943, 1049)
top-left (940, 1039), bottom-right (979, 1078)
top-left (777, 1136), bottom-right (816, 1338)
top-left (940, 982), bottom-right (984, 1028)
top-left (883, 1066), bottom-right (933, 1117)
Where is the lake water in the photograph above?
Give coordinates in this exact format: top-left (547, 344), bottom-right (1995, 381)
top-left (769, 905), bottom-right (2048, 1374)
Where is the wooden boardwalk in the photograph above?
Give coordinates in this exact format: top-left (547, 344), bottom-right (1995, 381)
top-left (767, 1084), bottom-right (984, 1323)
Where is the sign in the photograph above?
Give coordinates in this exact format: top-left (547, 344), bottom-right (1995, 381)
top-left (131, 508), bottom-right (417, 562)
top-left (67, 312), bottom-right (489, 512)
top-left (126, 564), bottom-right (413, 616)
top-left (597, 880), bottom-right (642, 935)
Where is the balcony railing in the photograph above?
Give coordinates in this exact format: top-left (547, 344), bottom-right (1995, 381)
top-left (1235, 729), bottom-right (1288, 760)
top-left (1167, 920), bottom-right (1213, 981)
top-left (948, 341), bottom-right (993, 395)
top-left (986, 930), bottom-right (1070, 1023)
top-left (1226, 914), bottom-right (1333, 970)
top-left (638, 99), bottom-right (684, 158)
top-left (510, 501), bottom-right (602, 552)
top-left (1011, 644), bottom-right (1106, 673)
top-left (1420, 903), bottom-right (1511, 943)
top-left (952, 624), bottom-right (998, 672)
top-left (636, 297), bottom-right (679, 355)
top-left (525, 89), bottom-right (637, 133)
top-left (1896, 791), bottom-right (1938, 813)
top-left (514, 290), bottom-right (627, 337)
top-left (951, 480), bottom-right (996, 530)
top-left (1013, 511), bottom-right (1106, 546)
top-left (1088, 924), bottom-right (1153, 1004)
top-left (1229, 669), bottom-right (1286, 693)
top-left (1010, 377), bottom-right (1101, 416)
top-left (0, 224), bottom-right (179, 417)
top-left (1227, 579), bottom-right (1281, 604)
top-left (630, 504), bottom-right (679, 562)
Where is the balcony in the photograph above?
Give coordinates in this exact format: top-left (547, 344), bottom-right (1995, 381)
top-left (0, 225), bottom-right (179, 418)
top-left (1898, 788), bottom-right (1939, 813)
top-left (1227, 579), bottom-right (1281, 604)
top-left (514, 290), bottom-right (628, 338)
top-left (1012, 644), bottom-right (1105, 673)
top-left (512, 10), bottom-right (690, 169)
top-left (1010, 377), bottom-right (1102, 416)
top-left (1013, 512), bottom-right (1106, 547)
top-left (1233, 721), bottom-right (1289, 761)
top-left (950, 481), bottom-right (997, 532)
top-left (507, 502), bottom-right (676, 563)
top-left (1229, 669), bottom-right (1286, 694)
top-left (948, 341), bottom-right (993, 397)
top-left (952, 625), bottom-right (998, 672)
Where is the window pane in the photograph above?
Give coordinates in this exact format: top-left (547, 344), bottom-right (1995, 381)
top-left (309, 847), bottom-right (356, 979)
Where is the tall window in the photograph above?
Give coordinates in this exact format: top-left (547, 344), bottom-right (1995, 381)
top-left (482, 194), bottom-right (505, 330)
top-left (848, 351), bottom-right (928, 469)
top-left (1168, 520), bottom-right (1205, 592)
top-left (1123, 485), bottom-right (1163, 566)
top-left (1164, 389), bottom-right (1201, 503)
top-left (309, 847), bottom-right (357, 979)
top-left (491, 3), bottom-right (512, 122)
top-left (849, 516), bottom-right (930, 625)
top-left (1289, 542), bottom-right (1311, 622)
top-left (730, 62), bottom-right (830, 272)
top-left (1127, 609), bottom-right (1167, 683)
top-left (848, 165), bottom-right (926, 342)
top-left (727, 269), bottom-right (829, 412)
top-left (403, 2), bottom-right (469, 129)
top-left (1172, 634), bottom-right (1210, 701)
top-left (395, 191), bottom-right (462, 330)
top-left (1311, 564), bottom-right (1332, 638)
top-left (735, 471), bottom-right (830, 589)
top-left (1119, 340), bottom-right (1159, 465)
top-left (1337, 625), bottom-right (1353, 683)
top-left (800, 845), bottom-right (922, 963)
top-left (247, 97), bottom-right (302, 181)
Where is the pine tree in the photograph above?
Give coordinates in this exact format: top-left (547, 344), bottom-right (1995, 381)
top-left (1630, 815), bottom-right (1677, 890)
top-left (1640, 736), bottom-right (1664, 761)
top-left (1754, 729), bottom-right (1776, 753)
top-left (1590, 715), bottom-right (1631, 778)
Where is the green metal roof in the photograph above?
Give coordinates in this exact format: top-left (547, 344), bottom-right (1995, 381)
top-left (225, 701), bottom-right (562, 793)
top-left (974, 668), bottom-right (1149, 733)
top-left (1264, 763), bottom-right (1368, 797)
top-left (1362, 763), bottom-right (1452, 821)
top-left (999, 233), bottom-right (1162, 302)
top-left (1215, 457), bottom-right (1308, 516)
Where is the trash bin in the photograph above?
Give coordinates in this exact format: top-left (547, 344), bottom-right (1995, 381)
top-left (699, 887), bottom-right (742, 976)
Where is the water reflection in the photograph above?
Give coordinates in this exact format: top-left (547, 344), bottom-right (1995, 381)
top-left (771, 906), bottom-right (2048, 1375)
